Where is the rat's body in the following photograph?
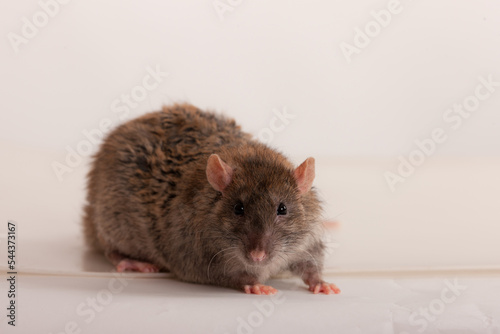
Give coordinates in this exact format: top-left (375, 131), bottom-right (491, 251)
top-left (84, 104), bottom-right (339, 295)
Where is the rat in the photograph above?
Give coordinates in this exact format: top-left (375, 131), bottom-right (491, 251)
top-left (83, 103), bottom-right (340, 295)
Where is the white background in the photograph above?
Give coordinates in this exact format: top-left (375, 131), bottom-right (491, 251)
top-left (2, 0), bottom-right (499, 158)
top-left (1, 0), bottom-right (499, 271)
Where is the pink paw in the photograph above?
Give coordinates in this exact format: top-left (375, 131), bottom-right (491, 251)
top-left (116, 259), bottom-right (159, 273)
top-left (243, 284), bottom-right (277, 295)
top-left (308, 282), bottom-right (341, 295)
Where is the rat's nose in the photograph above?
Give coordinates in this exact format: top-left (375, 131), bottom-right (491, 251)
top-left (250, 250), bottom-right (266, 262)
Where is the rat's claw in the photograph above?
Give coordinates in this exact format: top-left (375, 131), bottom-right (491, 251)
top-left (309, 282), bottom-right (341, 295)
top-left (243, 284), bottom-right (277, 295)
top-left (116, 259), bottom-right (159, 273)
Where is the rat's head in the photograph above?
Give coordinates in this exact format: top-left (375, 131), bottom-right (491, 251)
top-left (205, 148), bottom-right (322, 269)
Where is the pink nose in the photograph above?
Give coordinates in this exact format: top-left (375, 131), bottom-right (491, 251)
top-left (250, 250), bottom-right (266, 262)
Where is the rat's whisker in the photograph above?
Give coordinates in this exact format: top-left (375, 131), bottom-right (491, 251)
top-left (207, 247), bottom-right (239, 281)
top-left (277, 253), bottom-right (288, 264)
top-left (223, 254), bottom-right (238, 276)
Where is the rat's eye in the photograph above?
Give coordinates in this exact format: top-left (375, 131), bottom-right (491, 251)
top-left (277, 203), bottom-right (287, 215)
top-left (234, 202), bottom-right (244, 216)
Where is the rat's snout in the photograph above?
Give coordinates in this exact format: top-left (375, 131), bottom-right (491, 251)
top-left (245, 230), bottom-right (272, 264)
top-left (250, 249), bottom-right (266, 262)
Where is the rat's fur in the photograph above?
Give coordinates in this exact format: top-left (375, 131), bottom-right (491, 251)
top-left (83, 104), bottom-right (333, 292)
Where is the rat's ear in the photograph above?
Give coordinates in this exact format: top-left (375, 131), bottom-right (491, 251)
top-left (206, 154), bottom-right (234, 192)
top-left (294, 157), bottom-right (315, 194)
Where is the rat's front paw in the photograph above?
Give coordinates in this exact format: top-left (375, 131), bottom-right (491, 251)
top-left (308, 282), bottom-right (341, 295)
top-left (243, 284), bottom-right (277, 295)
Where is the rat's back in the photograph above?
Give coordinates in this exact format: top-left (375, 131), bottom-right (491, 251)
top-left (83, 104), bottom-right (251, 261)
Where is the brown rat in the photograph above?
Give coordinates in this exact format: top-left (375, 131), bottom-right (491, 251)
top-left (83, 103), bottom-right (340, 295)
